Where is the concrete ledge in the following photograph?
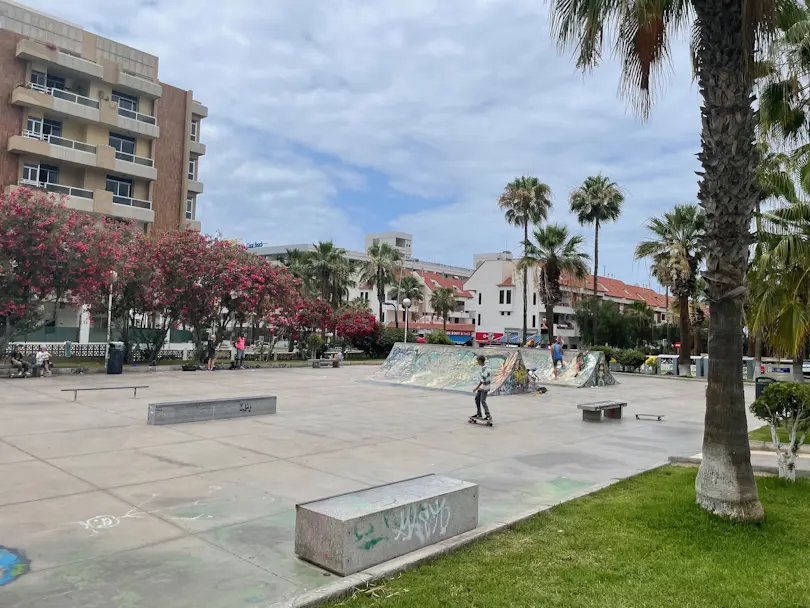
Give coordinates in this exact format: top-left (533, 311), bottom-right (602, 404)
top-left (668, 455), bottom-right (810, 478)
top-left (295, 474), bottom-right (478, 576)
top-left (748, 440), bottom-right (810, 454)
top-left (269, 463), bottom-right (670, 608)
top-left (147, 395), bottom-right (276, 425)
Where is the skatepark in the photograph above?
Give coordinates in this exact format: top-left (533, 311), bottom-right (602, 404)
top-left (0, 358), bottom-right (757, 607)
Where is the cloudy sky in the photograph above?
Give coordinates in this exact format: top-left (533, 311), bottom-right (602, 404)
top-left (27, 0), bottom-right (702, 288)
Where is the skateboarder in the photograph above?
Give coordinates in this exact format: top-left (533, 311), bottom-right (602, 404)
top-left (471, 355), bottom-right (492, 421)
top-left (551, 336), bottom-right (564, 379)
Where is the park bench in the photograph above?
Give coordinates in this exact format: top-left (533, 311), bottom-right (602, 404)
top-left (577, 400), bottom-right (627, 422)
top-left (295, 474), bottom-right (478, 576)
top-left (61, 385), bottom-right (148, 402)
top-left (310, 358), bottom-right (339, 369)
top-left (147, 395), bottom-right (277, 425)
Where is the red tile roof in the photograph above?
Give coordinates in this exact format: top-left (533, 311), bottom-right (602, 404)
top-left (498, 276), bottom-right (514, 287)
top-left (415, 270), bottom-right (473, 298)
top-left (560, 274), bottom-right (667, 309)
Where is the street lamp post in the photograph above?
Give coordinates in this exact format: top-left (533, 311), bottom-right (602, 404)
top-left (402, 298), bottom-right (412, 343)
top-left (104, 270), bottom-right (118, 367)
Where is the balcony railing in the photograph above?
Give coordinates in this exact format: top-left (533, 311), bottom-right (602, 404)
top-left (19, 179), bottom-right (93, 199)
top-left (23, 130), bottom-right (97, 154)
top-left (117, 106), bottom-right (156, 125)
top-left (112, 194), bottom-right (152, 210)
top-left (114, 150), bottom-right (155, 167)
top-left (27, 82), bottom-right (99, 109)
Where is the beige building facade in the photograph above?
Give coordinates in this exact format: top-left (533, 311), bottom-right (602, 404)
top-left (0, 0), bottom-right (207, 231)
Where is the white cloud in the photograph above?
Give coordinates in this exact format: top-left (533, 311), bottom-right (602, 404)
top-left (25, 0), bottom-right (703, 287)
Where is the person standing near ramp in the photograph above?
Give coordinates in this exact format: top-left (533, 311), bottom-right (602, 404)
top-left (471, 355), bottom-right (492, 421)
top-left (551, 336), bottom-right (564, 379)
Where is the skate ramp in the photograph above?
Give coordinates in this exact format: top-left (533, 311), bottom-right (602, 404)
top-left (368, 343), bottom-right (528, 395)
top-left (519, 348), bottom-right (616, 388)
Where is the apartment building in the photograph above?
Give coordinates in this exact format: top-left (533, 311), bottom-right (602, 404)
top-left (0, 0), bottom-right (207, 233)
top-left (463, 252), bottom-right (668, 348)
top-left (248, 231), bottom-right (476, 331)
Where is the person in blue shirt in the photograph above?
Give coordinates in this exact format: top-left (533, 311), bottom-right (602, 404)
top-left (472, 355), bottom-right (492, 420)
top-left (551, 336), bottom-right (564, 379)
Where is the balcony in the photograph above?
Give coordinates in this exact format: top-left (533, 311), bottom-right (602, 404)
top-left (184, 218), bottom-right (202, 231)
top-left (16, 39), bottom-right (103, 81)
top-left (189, 139), bottom-right (206, 156)
top-left (19, 178), bottom-right (93, 200)
top-left (9, 130), bottom-right (97, 170)
top-left (187, 179), bottom-right (204, 194)
top-left (116, 71), bottom-right (162, 99)
top-left (191, 100), bottom-right (209, 118)
top-left (111, 194), bottom-right (152, 210)
top-left (100, 102), bottom-right (160, 139)
top-left (13, 82), bottom-right (101, 125)
top-left (113, 150), bottom-right (158, 181)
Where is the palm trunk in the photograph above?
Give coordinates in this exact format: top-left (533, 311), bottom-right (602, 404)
top-left (665, 286), bottom-right (671, 350)
top-left (522, 222), bottom-right (528, 345)
top-left (443, 315), bottom-right (447, 332)
top-left (677, 294), bottom-right (691, 371)
top-left (792, 352), bottom-right (804, 384)
top-left (693, 326), bottom-right (701, 356)
top-left (592, 221), bottom-right (599, 342)
top-left (545, 303), bottom-right (554, 345)
top-left (693, 0), bottom-right (763, 521)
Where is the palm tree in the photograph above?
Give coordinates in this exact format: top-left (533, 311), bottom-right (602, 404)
top-left (523, 223), bottom-right (589, 345)
top-left (624, 300), bottom-right (655, 347)
top-left (360, 242), bottom-right (401, 324)
top-left (391, 275), bottom-right (425, 320)
top-left (549, 0), bottom-right (789, 521)
top-left (283, 248), bottom-right (315, 296)
top-left (635, 204), bottom-right (705, 373)
top-left (498, 176), bottom-right (553, 346)
top-left (429, 287), bottom-right (456, 331)
top-left (307, 242), bottom-right (344, 303)
top-left (749, 200), bottom-right (810, 383)
top-left (569, 175), bottom-right (624, 341)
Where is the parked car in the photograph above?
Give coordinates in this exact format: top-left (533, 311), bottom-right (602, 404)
top-left (803, 360), bottom-right (810, 377)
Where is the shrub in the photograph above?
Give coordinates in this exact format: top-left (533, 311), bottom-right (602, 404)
top-left (616, 349), bottom-right (648, 372)
top-left (305, 334), bottom-right (325, 358)
top-left (353, 325), bottom-right (416, 359)
top-left (427, 331), bottom-right (454, 345)
top-left (750, 382), bottom-right (810, 482)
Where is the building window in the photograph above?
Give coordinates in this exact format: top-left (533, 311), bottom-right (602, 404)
top-left (506, 290), bottom-right (512, 305)
top-left (30, 70), bottom-right (46, 88)
top-left (23, 163), bottom-right (57, 184)
top-left (190, 120), bottom-right (199, 141)
top-left (188, 158), bottom-right (197, 180)
top-left (106, 175), bottom-right (133, 200)
top-left (532, 315), bottom-right (536, 328)
top-left (533, 293), bottom-right (537, 306)
top-left (372, 238), bottom-right (379, 245)
top-left (112, 90), bottom-right (139, 113)
top-left (507, 311), bottom-right (511, 316)
top-left (478, 293), bottom-right (482, 305)
top-left (499, 290), bottom-right (504, 304)
top-left (185, 196), bottom-right (195, 220)
top-left (477, 314), bottom-right (481, 325)
top-left (109, 132), bottom-right (136, 158)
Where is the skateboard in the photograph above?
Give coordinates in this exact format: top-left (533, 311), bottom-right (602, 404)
top-left (635, 413), bottom-right (665, 421)
top-left (534, 386), bottom-right (548, 395)
top-left (468, 416), bottom-right (493, 427)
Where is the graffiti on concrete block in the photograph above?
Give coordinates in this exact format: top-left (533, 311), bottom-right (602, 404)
top-left (0, 546), bottom-right (30, 586)
top-left (392, 497), bottom-right (452, 544)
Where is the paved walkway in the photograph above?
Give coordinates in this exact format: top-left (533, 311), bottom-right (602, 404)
top-left (0, 367), bottom-right (756, 607)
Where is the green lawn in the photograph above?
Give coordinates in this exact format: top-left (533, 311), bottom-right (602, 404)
top-left (748, 424), bottom-right (792, 444)
top-left (331, 467), bottom-right (810, 608)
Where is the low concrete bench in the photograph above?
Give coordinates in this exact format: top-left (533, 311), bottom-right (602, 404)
top-left (310, 358), bottom-right (340, 369)
top-left (147, 395), bottom-right (277, 425)
top-left (577, 400), bottom-right (627, 422)
top-left (61, 385), bottom-right (148, 401)
top-left (295, 474), bottom-right (478, 576)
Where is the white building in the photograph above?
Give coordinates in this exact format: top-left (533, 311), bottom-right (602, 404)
top-left (462, 252), bottom-right (668, 348)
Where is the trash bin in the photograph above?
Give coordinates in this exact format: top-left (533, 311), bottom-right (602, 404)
top-left (755, 376), bottom-right (778, 400)
top-left (107, 341), bottom-right (125, 375)
top-left (742, 356), bottom-right (755, 380)
top-left (690, 355), bottom-right (703, 377)
top-left (658, 354), bottom-right (678, 376)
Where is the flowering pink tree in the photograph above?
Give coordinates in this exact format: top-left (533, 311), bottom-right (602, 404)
top-left (0, 188), bottom-right (127, 352)
top-left (335, 309), bottom-right (377, 346)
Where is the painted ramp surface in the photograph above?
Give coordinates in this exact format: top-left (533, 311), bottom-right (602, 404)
top-left (519, 348), bottom-right (616, 388)
top-left (368, 343), bottom-right (529, 395)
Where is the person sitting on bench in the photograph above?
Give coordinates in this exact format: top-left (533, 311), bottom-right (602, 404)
top-left (10, 345), bottom-right (31, 377)
top-left (36, 345), bottom-right (52, 376)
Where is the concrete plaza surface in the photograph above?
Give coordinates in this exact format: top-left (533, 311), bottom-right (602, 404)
top-left (0, 366), bottom-right (756, 607)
